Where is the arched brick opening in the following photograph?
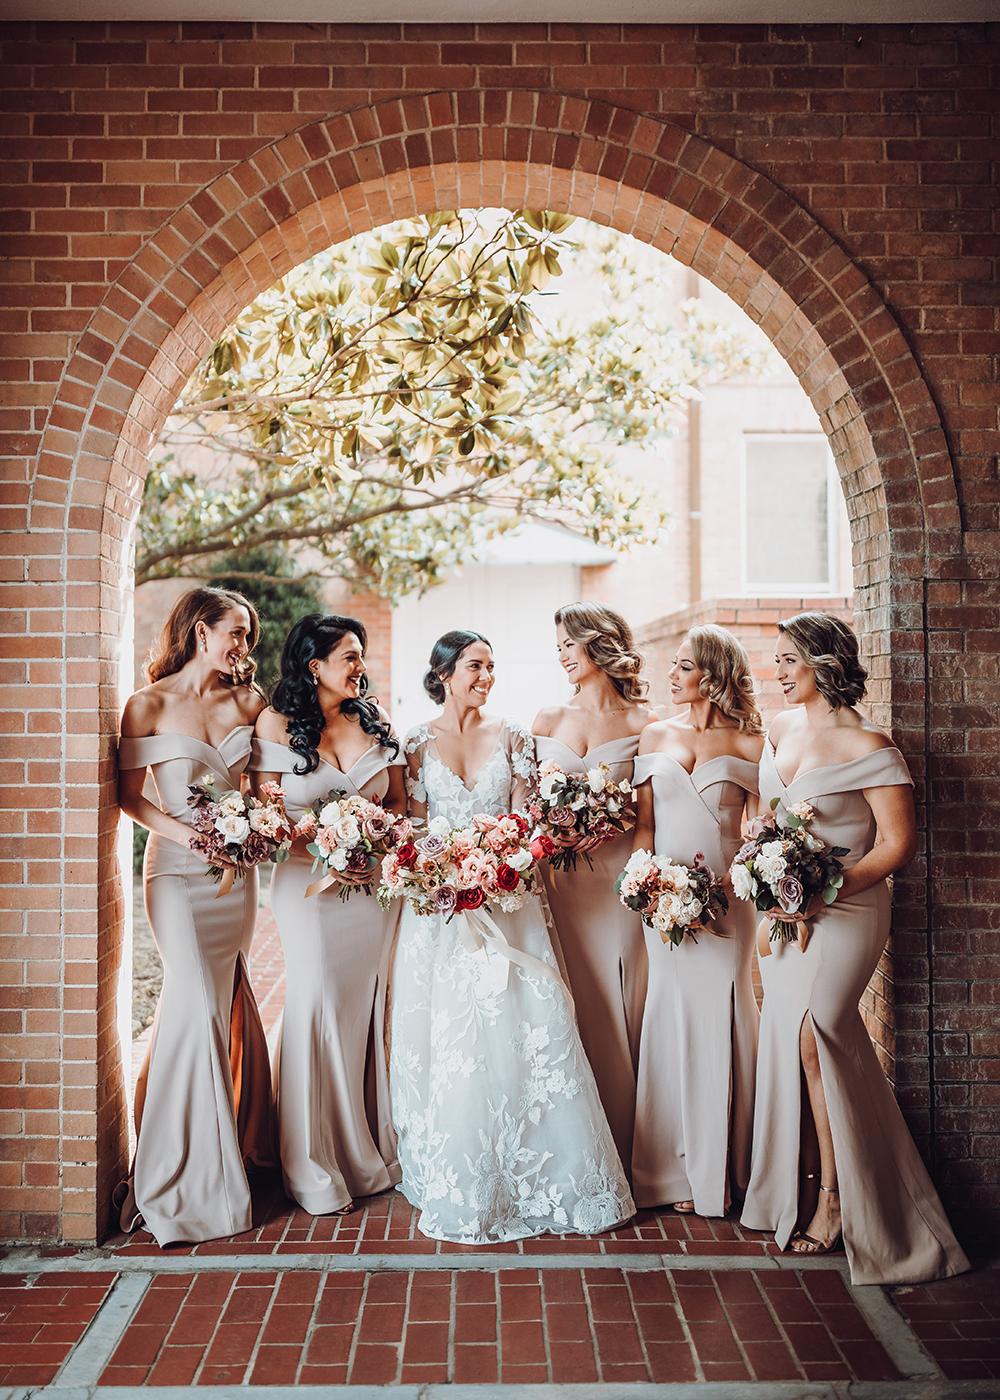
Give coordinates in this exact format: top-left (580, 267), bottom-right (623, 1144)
top-left (24, 91), bottom-right (960, 1243)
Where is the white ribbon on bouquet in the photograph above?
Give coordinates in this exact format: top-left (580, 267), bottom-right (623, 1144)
top-left (454, 906), bottom-right (571, 1003)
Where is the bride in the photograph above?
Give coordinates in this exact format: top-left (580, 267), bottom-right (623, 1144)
top-left (388, 630), bottom-right (635, 1244)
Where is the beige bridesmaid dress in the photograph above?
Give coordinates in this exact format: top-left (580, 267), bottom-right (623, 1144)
top-left (631, 752), bottom-right (760, 1216)
top-left (119, 729), bottom-right (276, 1247)
top-left (741, 740), bottom-right (970, 1285)
top-left (250, 737), bottom-right (401, 1215)
top-left (535, 736), bottom-right (649, 1169)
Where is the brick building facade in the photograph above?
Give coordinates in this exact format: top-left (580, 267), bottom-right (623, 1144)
top-left (0, 21), bottom-right (996, 1245)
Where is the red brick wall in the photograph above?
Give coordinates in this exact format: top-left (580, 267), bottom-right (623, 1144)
top-left (0, 21), bottom-right (996, 1245)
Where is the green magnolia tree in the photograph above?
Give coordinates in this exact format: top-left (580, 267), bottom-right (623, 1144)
top-left (138, 210), bottom-right (773, 597)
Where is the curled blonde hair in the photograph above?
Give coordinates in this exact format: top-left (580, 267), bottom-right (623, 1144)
top-left (555, 601), bottom-right (648, 704)
top-left (686, 624), bottom-right (763, 733)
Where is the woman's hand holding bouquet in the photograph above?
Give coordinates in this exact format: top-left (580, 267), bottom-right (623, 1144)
top-left (728, 799), bottom-right (849, 953)
top-left (305, 792), bottom-right (410, 900)
top-left (527, 760), bottom-right (635, 872)
top-left (616, 849), bottom-right (729, 948)
top-left (187, 779), bottom-right (299, 896)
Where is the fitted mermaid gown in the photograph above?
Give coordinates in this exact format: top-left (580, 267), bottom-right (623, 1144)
top-left (741, 740), bottom-right (969, 1285)
top-left (534, 736), bottom-right (649, 1169)
top-left (631, 752), bottom-right (760, 1216)
top-left (119, 728), bottom-right (276, 1247)
top-left (250, 737), bottom-right (401, 1214)
top-left (389, 719), bottom-right (635, 1244)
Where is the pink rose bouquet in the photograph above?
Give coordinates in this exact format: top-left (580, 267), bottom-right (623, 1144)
top-left (305, 790), bottom-right (410, 901)
top-left (729, 798), bottom-right (849, 948)
top-left (528, 760), bottom-right (635, 872)
top-left (379, 811), bottom-right (538, 918)
top-left (615, 848), bottom-right (728, 948)
top-left (187, 778), bottom-right (298, 895)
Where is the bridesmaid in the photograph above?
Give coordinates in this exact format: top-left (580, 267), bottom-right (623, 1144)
top-left (630, 625), bottom-right (763, 1217)
top-left (251, 614), bottom-right (404, 1216)
top-left (118, 587), bottom-right (276, 1246)
top-left (741, 612), bottom-right (969, 1285)
top-left (532, 602), bottom-right (657, 1167)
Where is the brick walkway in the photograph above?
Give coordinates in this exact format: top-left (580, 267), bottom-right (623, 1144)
top-left (5, 902), bottom-right (987, 1398)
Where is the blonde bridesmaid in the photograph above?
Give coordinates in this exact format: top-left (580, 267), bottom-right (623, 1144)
top-left (118, 587), bottom-right (276, 1246)
top-left (741, 612), bottom-right (968, 1285)
top-left (630, 626), bottom-right (763, 1217)
top-left (532, 602), bottom-right (657, 1168)
top-left (251, 614), bottom-right (404, 1216)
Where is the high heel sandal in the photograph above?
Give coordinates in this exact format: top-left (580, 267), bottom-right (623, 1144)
top-left (789, 1184), bottom-right (842, 1256)
top-left (672, 1200), bottom-right (696, 1215)
top-left (112, 1178), bottom-right (144, 1234)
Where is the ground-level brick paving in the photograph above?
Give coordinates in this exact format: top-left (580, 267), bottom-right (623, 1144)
top-left (0, 1187), bottom-right (996, 1397)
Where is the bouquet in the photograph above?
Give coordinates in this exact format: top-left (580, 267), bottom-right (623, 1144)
top-left (616, 848), bottom-right (729, 948)
top-left (527, 760), bottom-right (635, 872)
top-left (304, 791), bottom-right (410, 900)
top-left (729, 799), bottom-right (849, 949)
top-left (187, 779), bottom-right (297, 896)
top-left (379, 811), bottom-right (538, 918)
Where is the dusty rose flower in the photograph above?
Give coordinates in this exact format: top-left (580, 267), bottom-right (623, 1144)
top-left (548, 807), bottom-right (576, 828)
top-left (776, 874), bottom-right (805, 914)
top-left (433, 885), bottom-right (457, 915)
top-left (415, 833), bottom-right (446, 857)
top-left (242, 831), bottom-right (271, 866)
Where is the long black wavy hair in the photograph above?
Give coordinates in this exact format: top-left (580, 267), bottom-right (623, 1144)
top-left (271, 614), bottom-right (399, 774)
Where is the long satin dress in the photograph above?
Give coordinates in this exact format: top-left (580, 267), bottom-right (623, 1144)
top-left (250, 738), bottom-right (402, 1215)
top-left (119, 728), bottom-right (276, 1247)
top-left (741, 740), bottom-right (970, 1285)
top-left (389, 720), bottom-right (634, 1244)
top-left (534, 736), bottom-right (648, 1169)
top-left (631, 753), bottom-right (760, 1216)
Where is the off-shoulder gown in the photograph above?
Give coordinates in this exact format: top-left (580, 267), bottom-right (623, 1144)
top-left (250, 738), bottom-right (401, 1215)
top-left (741, 741), bottom-right (969, 1285)
top-left (631, 752), bottom-right (760, 1216)
top-left (119, 728), bottom-right (276, 1247)
top-left (389, 720), bottom-right (634, 1244)
top-left (534, 736), bottom-right (649, 1168)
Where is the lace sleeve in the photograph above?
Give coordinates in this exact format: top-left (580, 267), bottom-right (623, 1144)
top-left (404, 727), bottom-right (428, 822)
top-left (505, 719), bottom-right (538, 811)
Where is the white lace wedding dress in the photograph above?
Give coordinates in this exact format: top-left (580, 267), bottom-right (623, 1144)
top-left (388, 718), bottom-right (635, 1243)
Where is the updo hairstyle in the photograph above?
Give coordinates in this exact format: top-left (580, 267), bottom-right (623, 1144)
top-left (146, 585), bottom-right (261, 689)
top-left (554, 601), bottom-right (648, 704)
top-left (423, 630), bottom-right (492, 705)
top-left (271, 614), bottom-right (398, 774)
top-left (778, 611), bottom-right (867, 711)
top-left (686, 625), bottom-right (763, 734)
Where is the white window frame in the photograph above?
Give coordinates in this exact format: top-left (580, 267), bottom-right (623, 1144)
top-left (739, 433), bottom-right (840, 596)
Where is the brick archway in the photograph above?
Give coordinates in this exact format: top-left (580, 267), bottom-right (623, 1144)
top-left (24, 91), bottom-right (960, 1243)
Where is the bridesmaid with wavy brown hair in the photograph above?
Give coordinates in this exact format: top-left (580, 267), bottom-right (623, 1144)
top-left (532, 602), bottom-right (657, 1168)
top-left (118, 586), bottom-right (276, 1246)
top-left (741, 612), bottom-right (968, 1285)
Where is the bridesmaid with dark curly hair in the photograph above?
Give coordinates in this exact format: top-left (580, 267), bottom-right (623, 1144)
top-left (251, 614), bottom-right (405, 1216)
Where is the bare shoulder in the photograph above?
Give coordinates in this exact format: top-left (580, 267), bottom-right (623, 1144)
top-left (736, 729), bottom-right (766, 762)
top-left (254, 706), bottom-right (291, 744)
top-left (630, 703), bottom-right (661, 735)
top-left (233, 684), bottom-right (266, 725)
top-left (120, 686), bottom-right (166, 738)
top-left (767, 710), bottom-right (794, 744)
top-left (843, 716), bottom-right (895, 759)
top-left (637, 717), bottom-right (672, 754)
top-left (531, 703), bottom-right (569, 737)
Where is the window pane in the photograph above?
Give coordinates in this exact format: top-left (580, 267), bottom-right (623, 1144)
top-left (745, 438), bottom-right (829, 587)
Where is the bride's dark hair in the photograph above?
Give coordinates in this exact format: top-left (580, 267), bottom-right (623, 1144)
top-left (271, 614), bottom-right (398, 775)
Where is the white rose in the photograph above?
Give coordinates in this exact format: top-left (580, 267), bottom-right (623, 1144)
top-left (318, 801), bottom-right (342, 827)
top-left (731, 863), bottom-right (755, 901)
top-left (508, 848), bottom-right (533, 872)
top-left (428, 815), bottom-right (451, 838)
top-left (215, 812), bottom-right (250, 842)
top-left (539, 773), bottom-right (564, 801)
top-left (219, 791), bottom-right (245, 814)
top-left (332, 814), bottom-right (361, 847)
top-left (586, 767), bottom-right (607, 794)
top-left (329, 846), bottom-right (349, 871)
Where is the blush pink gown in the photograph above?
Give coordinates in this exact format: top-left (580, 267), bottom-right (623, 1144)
top-left (534, 736), bottom-right (649, 1170)
top-left (250, 737), bottom-right (401, 1215)
top-left (119, 728), bottom-right (276, 1247)
top-left (741, 740), bottom-right (969, 1285)
top-left (630, 752), bottom-right (760, 1216)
